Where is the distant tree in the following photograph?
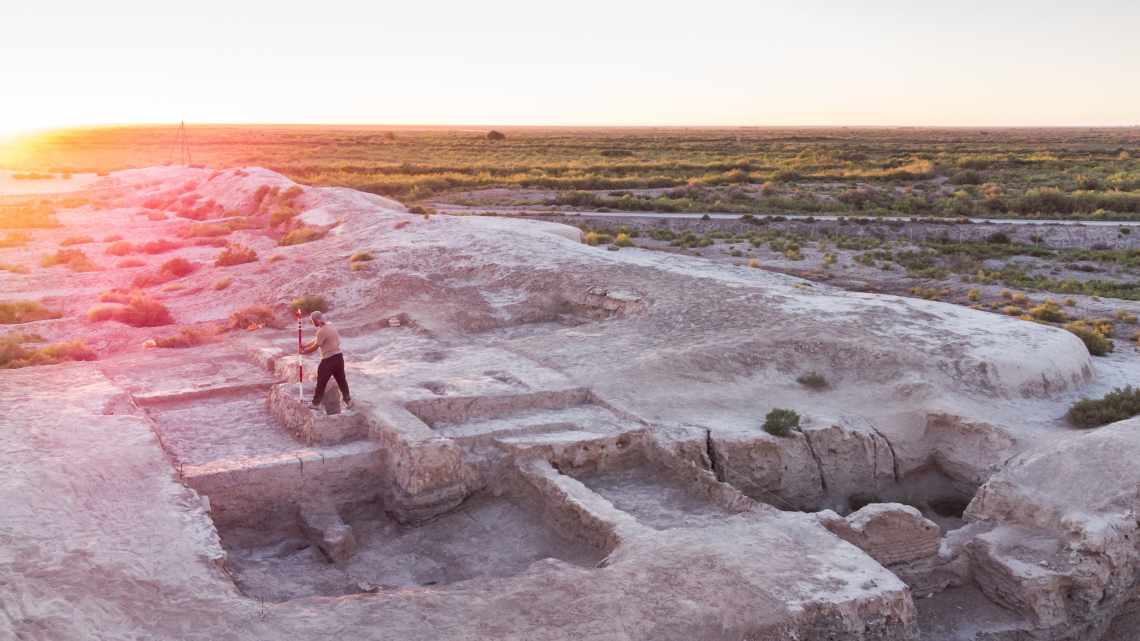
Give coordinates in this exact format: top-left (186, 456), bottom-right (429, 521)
top-left (486, 130), bottom-right (506, 141)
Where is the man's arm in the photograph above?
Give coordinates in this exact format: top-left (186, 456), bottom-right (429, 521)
top-left (301, 328), bottom-right (321, 355)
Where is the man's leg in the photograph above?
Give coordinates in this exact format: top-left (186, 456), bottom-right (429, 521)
top-left (312, 357), bottom-right (333, 405)
top-left (330, 354), bottom-right (351, 403)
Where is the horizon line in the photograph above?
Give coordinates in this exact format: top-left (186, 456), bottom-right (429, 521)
top-left (10, 121), bottom-right (1140, 135)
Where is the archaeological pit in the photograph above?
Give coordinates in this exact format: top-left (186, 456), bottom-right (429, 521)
top-left (3, 166), bottom-right (1140, 641)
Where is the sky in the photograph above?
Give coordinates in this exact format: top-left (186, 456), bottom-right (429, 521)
top-left (1, 0), bottom-right (1138, 132)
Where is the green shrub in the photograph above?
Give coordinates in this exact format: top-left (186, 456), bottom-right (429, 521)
top-left (279, 226), bottom-right (325, 246)
top-left (98, 288), bottom-right (133, 304)
top-left (486, 130), bottom-right (506, 141)
top-left (87, 294), bottom-right (173, 327)
top-left (349, 251), bottom-right (375, 263)
top-left (289, 295), bottom-right (329, 316)
top-left (949, 170), bottom-right (982, 185)
top-left (117, 258), bottom-right (145, 268)
top-left (227, 304), bottom-right (279, 330)
top-left (1114, 309), bottom-right (1138, 324)
top-left (613, 232), bottom-right (633, 247)
top-left (41, 248), bottom-right (98, 272)
top-left (269, 206), bottom-right (298, 227)
top-left (0, 300), bottom-right (63, 324)
top-left (0, 231), bottom-right (31, 247)
top-left (105, 240), bottom-right (134, 256)
top-left (60, 235), bottom-right (93, 246)
top-left (213, 276), bottom-right (233, 291)
top-left (0, 262), bottom-right (28, 274)
top-left (139, 239), bottom-right (182, 254)
top-left (215, 244), bottom-right (258, 267)
top-left (161, 257), bottom-right (195, 277)
top-left (1067, 386), bottom-right (1140, 428)
top-left (796, 372), bottom-right (829, 390)
top-left (134, 257), bottom-right (196, 288)
top-left (152, 325), bottom-right (214, 348)
top-left (1064, 320), bottom-right (1114, 356)
top-left (1028, 300), bottom-right (1066, 323)
top-left (763, 408), bottom-right (801, 437)
top-left (0, 333), bottom-right (95, 369)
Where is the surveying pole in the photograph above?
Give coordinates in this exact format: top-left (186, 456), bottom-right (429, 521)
top-left (296, 308), bottom-right (304, 401)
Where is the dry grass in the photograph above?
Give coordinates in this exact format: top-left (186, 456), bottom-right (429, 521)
top-left (87, 294), bottom-right (173, 327)
top-left (41, 248), bottom-right (98, 272)
top-left (227, 304), bottom-right (280, 330)
top-left (151, 325), bottom-right (215, 348)
top-left (279, 226), bottom-right (326, 246)
top-left (215, 243), bottom-right (258, 267)
top-left (105, 240), bottom-right (134, 256)
top-left (0, 333), bottom-right (96, 369)
top-left (0, 300), bottom-right (63, 324)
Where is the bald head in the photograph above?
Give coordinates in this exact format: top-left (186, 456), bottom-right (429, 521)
top-left (310, 310), bottom-right (325, 326)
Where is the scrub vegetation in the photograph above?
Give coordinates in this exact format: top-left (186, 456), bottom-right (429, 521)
top-left (4, 126), bottom-right (1139, 220)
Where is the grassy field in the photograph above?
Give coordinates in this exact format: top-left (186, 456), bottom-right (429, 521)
top-left (3, 125), bottom-right (1140, 219)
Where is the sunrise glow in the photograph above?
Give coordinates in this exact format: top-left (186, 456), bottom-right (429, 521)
top-left (3, 0), bottom-right (1140, 132)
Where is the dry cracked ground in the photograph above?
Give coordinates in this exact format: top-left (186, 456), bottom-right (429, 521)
top-left (3, 166), bottom-right (1140, 641)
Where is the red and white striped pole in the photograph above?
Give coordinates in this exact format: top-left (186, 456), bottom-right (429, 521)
top-left (296, 308), bottom-right (304, 401)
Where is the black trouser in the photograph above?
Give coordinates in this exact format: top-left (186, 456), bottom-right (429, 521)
top-left (313, 353), bottom-right (350, 405)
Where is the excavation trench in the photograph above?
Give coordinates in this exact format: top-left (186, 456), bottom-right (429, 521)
top-left (219, 491), bottom-right (608, 602)
top-left (143, 383), bottom-right (619, 604)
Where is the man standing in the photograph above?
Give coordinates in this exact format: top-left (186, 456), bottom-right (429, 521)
top-left (302, 311), bottom-right (352, 410)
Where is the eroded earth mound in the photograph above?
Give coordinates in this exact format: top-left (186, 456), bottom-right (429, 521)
top-left (2, 167), bottom-right (1136, 641)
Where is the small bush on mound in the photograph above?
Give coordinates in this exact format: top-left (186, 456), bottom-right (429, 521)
top-left (103, 234), bottom-right (122, 242)
top-left (152, 325), bottom-right (214, 349)
top-left (228, 304), bottom-right (280, 330)
top-left (1068, 386), bottom-right (1140, 429)
top-left (267, 254), bottom-right (285, 263)
top-left (215, 244), bottom-right (258, 267)
top-left (1064, 320), bottom-right (1114, 356)
top-left (279, 226), bottom-right (325, 246)
top-left (139, 239), bottom-right (182, 255)
top-left (269, 206), bottom-right (298, 228)
top-left (486, 130), bottom-right (506, 141)
top-left (213, 276), bottom-right (233, 291)
top-left (796, 372), bottom-right (829, 390)
top-left (1114, 309), bottom-right (1138, 324)
top-left (87, 294), bottom-right (173, 327)
top-left (41, 248), bottom-right (98, 272)
top-left (0, 231), bottom-right (31, 248)
top-left (60, 235), bottom-right (93, 246)
top-left (0, 333), bottom-right (96, 369)
top-left (105, 240), bottom-right (134, 256)
top-left (117, 258), bottom-right (145, 268)
top-left (160, 257), bottom-right (195, 278)
top-left (613, 232), bottom-right (633, 248)
top-left (1029, 300), bottom-right (1067, 323)
top-left (179, 222), bottom-right (230, 238)
top-left (0, 262), bottom-right (29, 274)
top-left (99, 288), bottom-right (134, 304)
top-left (763, 408), bottom-right (801, 437)
top-left (0, 300), bottom-right (63, 324)
top-left (290, 294), bottom-right (329, 316)
top-left (350, 251), bottom-right (375, 264)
